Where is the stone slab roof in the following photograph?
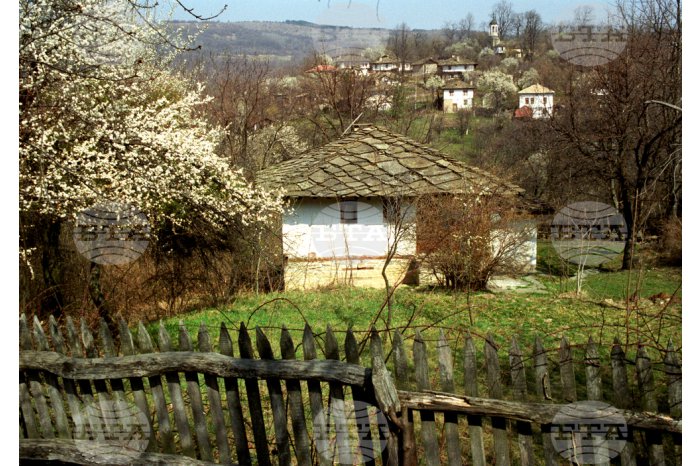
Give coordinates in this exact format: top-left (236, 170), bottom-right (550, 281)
top-left (256, 125), bottom-right (523, 198)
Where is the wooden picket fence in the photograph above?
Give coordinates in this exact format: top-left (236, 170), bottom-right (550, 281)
top-left (19, 314), bottom-right (681, 465)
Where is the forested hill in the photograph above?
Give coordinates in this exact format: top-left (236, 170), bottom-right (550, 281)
top-left (171, 20), bottom-right (396, 64)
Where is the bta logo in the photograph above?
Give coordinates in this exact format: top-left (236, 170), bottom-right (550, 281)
top-left (73, 202), bottom-right (150, 265)
top-left (550, 401), bottom-right (628, 464)
top-left (312, 399), bottom-right (389, 464)
top-left (551, 25), bottom-right (628, 67)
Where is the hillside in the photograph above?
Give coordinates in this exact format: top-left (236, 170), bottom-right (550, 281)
top-left (172, 20), bottom-right (396, 64)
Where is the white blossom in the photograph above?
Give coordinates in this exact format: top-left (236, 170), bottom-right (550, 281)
top-left (20, 0), bottom-right (283, 249)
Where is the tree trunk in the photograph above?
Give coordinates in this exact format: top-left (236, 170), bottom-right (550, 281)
top-left (89, 262), bottom-right (117, 334)
top-left (40, 220), bottom-right (65, 320)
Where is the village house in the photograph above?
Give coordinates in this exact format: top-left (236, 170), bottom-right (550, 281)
top-left (257, 125), bottom-right (536, 290)
top-left (334, 55), bottom-right (370, 75)
top-left (442, 82), bottom-right (475, 112)
top-left (412, 57), bottom-right (440, 81)
top-left (370, 54), bottom-right (412, 73)
top-left (518, 84), bottom-right (555, 119)
top-left (438, 56), bottom-right (477, 79)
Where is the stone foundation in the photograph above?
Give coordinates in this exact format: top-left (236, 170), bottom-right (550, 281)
top-left (284, 258), bottom-right (413, 290)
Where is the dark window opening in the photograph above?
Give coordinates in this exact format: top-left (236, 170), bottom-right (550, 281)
top-left (340, 200), bottom-right (358, 224)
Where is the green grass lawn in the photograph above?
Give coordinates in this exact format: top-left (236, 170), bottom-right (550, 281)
top-left (151, 259), bottom-right (681, 368)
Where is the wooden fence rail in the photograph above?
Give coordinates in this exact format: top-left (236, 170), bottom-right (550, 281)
top-left (19, 315), bottom-right (681, 465)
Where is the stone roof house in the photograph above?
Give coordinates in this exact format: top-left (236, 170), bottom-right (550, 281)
top-left (518, 84), bottom-right (555, 119)
top-left (257, 125), bottom-right (535, 290)
top-left (437, 56), bottom-right (477, 78)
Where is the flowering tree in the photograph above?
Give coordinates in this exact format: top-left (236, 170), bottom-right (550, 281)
top-left (477, 70), bottom-right (518, 111)
top-left (19, 0), bottom-right (282, 317)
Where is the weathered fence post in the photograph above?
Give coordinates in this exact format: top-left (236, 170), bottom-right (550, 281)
top-left (413, 329), bottom-right (440, 466)
top-left (239, 322), bottom-right (271, 466)
top-left (325, 325), bottom-right (353, 465)
top-left (664, 340), bottom-right (682, 464)
top-left (19, 314), bottom-right (52, 438)
top-left (611, 338), bottom-right (637, 466)
top-left (485, 333), bottom-right (511, 466)
top-left (585, 336), bottom-right (610, 466)
top-left (345, 327), bottom-right (377, 466)
top-left (391, 329), bottom-right (417, 466)
top-left (302, 324), bottom-right (331, 466)
top-left (158, 321), bottom-right (195, 458)
top-left (280, 327), bottom-right (312, 466)
top-left (33, 316), bottom-right (70, 439)
top-left (119, 318), bottom-right (155, 452)
top-left (370, 328), bottom-right (400, 466)
top-left (559, 336), bottom-right (577, 403)
top-left (178, 322), bottom-right (213, 461)
top-left (533, 336), bottom-right (559, 466)
top-left (256, 326), bottom-right (292, 466)
top-left (464, 331), bottom-right (487, 466)
top-left (48, 316), bottom-right (84, 441)
top-left (220, 323), bottom-right (252, 466)
top-left (437, 329), bottom-right (461, 466)
top-left (509, 336), bottom-right (534, 466)
top-left (636, 345), bottom-right (665, 466)
top-left (370, 327), bottom-right (400, 466)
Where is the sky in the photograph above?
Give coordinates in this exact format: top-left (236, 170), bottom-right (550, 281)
top-left (171, 0), bottom-right (612, 30)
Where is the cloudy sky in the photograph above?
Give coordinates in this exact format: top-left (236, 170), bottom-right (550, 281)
top-left (172, 1), bottom-right (612, 30)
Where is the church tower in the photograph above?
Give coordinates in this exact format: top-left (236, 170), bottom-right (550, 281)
top-left (489, 18), bottom-right (500, 48)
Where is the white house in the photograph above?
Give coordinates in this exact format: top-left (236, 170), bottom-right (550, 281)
top-left (518, 84), bottom-right (555, 119)
top-left (370, 54), bottom-right (412, 73)
top-left (335, 56), bottom-right (370, 75)
top-left (257, 125), bottom-right (535, 290)
top-left (438, 56), bottom-right (477, 78)
top-left (442, 83), bottom-right (475, 112)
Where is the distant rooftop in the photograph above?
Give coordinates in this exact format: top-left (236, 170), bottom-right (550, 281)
top-left (518, 84), bottom-right (555, 94)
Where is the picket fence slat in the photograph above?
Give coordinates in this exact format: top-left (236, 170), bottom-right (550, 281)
top-left (280, 327), bottom-right (312, 466)
top-left (220, 323), bottom-right (252, 466)
top-left (391, 330), bottom-right (417, 466)
top-left (437, 330), bottom-right (461, 466)
top-left (346, 328), bottom-right (377, 466)
top-left (559, 335), bottom-right (577, 403)
top-left (256, 326), bottom-right (292, 466)
top-left (485, 333), bottom-right (510, 466)
top-left (238, 323), bottom-right (272, 466)
top-left (302, 324), bottom-right (331, 466)
top-left (158, 321), bottom-right (195, 458)
top-left (33, 316), bottom-right (70, 439)
top-left (48, 316), bottom-right (84, 441)
top-left (413, 329), bottom-right (440, 466)
top-left (179, 322), bottom-right (213, 461)
top-left (637, 345), bottom-right (665, 466)
top-left (509, 336), bottom-right (534, 466)
top-left (119, 317), bottom-right (156, 452)
top-left (325, 325), bottom-right (353, 465)
top-left (463, 331), bottom-right (487, 466)
top-left (199, 324), bottom-right (232, 464)
top-left (370, 328), bottom-right (399, 466)
top-left (19, 315), bottom-right (40, 439)
top-left (136, 321), bottom-right (175, 453)
top-left (664, 340), bottom-right (682, 465)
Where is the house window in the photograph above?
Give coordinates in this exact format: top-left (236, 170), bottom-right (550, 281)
top-left (543, 96), bottom-right (548, 104)
top-left (449, 90), bottom-right (454, 96)
top-left (340, 200), bottom-right (358, 224)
